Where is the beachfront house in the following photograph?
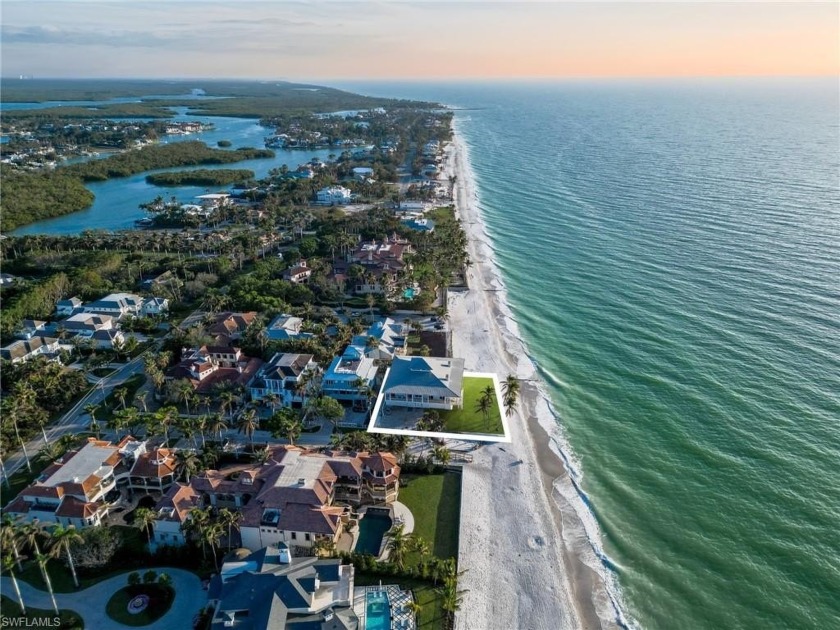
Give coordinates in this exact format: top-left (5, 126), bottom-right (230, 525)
top-left (151, 446), bottom-right (400, 554)
top-left (380, 356), bottom-right (465, 410)
top-left (207, 544), bottom-right (357, 629)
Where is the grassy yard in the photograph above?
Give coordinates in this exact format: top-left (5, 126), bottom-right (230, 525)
top-left (106, 584), bottom-right (174, 626)
top-left (0, 595), bottom-right (84, 629)
top-left (354, 573), bottom-right (445, 630)
top-left (440, 376), bottom-right (503, 434)
top-left (398, 473), bottom-right (461, 562)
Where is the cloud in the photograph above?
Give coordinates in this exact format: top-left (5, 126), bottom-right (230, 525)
top-left (1, 25), bottom-right (175, 48)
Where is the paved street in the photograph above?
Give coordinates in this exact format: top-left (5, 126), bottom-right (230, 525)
top-left (0, 568), bottom-right (205, 629)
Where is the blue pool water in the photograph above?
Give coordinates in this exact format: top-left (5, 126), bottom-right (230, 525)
top-left (365, 591), bottom-right (391, 630)
top-left (403, 288), bottom-right (416, 300)
top-left (355, 512), bottom-right (392, 555)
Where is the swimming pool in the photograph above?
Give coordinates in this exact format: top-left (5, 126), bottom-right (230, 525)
top-left (365, 590), bottom-right (391, 630)
top-left (355, 511), bottom-right (392, 556)
top-left (403, 288), bottom-right (416, 299)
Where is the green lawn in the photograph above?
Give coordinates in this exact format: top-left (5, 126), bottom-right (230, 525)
top-left (354, 574), bottom-right (445, 630)
top-left (398, 473), bottom-right (461, 562)
top-left (440, 376), bottom-right (503, 434)
top-left (106, 584), bottom-right (174, 626)
top-left (0, 595), bottom-right (84, 629)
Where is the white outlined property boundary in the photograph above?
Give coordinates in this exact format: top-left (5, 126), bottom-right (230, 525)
top-left (367, 370), bottom-right (511, 443)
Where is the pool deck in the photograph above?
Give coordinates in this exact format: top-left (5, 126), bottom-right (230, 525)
top-left (353, 585), bottom-right (417, 630)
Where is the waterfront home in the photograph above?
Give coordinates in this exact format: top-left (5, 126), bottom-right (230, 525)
top-left (402, 217), bottom-right (436, 233)
top-left (168, 345), bottom-right (263, 394)
top-left (380, 356), bottom-right (465, 410)
top-left (206, 311), bottom-right (258, 346)
top-left (55, 296), bottom-right (83, 317)
top-left (151, 447), bottom-right (400, 553)
top-left (3, 437), bottom-right (132, 528)
top-left (83, 292), bottom-right (145, 319)
top-left (207, 544), bottom-right (357, 629)
top-left (322, 346), bottom-right (378, 404)
top-left (195, 193), bottom-right (231, 209)
top-left (283, 259), bottom-right (313, 284)
top-left (265, 314), bottom-right (313, 341)
top-left (249, 352), bottom-right (319, 406)
top-left (0, 336), bottom-right (61, 364)
top-left (315, 186), bottom-right (353, 206)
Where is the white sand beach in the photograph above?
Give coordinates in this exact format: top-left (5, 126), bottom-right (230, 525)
top-left (444, 129), bottom-right (622, 630)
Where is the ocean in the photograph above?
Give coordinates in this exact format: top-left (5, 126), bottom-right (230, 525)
top-left (8, 78), bottom-right (840, 628)
top-left (334, 79), bottom-right (840, 629)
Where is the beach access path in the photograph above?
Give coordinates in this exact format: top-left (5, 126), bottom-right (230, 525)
top-left (445, 133), bottom-right (618, 630)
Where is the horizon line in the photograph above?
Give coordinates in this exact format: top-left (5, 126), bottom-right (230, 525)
top-left (1, 73), bottom-right (837, 83)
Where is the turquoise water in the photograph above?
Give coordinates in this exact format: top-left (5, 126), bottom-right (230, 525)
top-left (5, 79), bottom-right (840, 629)
top-left (8, 106), bottom-right (334, 235)
top-left (365, 590), bottom-right (391, 630)
top-left (403, 288), bottom-right (416, 300)
top-left (333, 79), bottom-right (840, 630)
top-left (355, 512), bottom-right (392, 556)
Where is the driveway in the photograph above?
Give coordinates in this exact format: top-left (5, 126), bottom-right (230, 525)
top-left (0, 568), bottom-right (206, 629)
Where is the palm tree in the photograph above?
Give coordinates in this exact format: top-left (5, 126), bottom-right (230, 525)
top-left (475, 393), bottom-right (492, 429)
top-left (155, 406), bottom-right (179, 445)
top-left (136, 391), bottom-right (149, 413)
top-left (502, 374), bottom-right (520, 417)
top-left (34, 551), bottom-right (60, 614)
top-left (134, 507), bottom-right (156, 542)
top-left (209, 414), bottom-right (228, 442)
top-left (48, 524), bottom-right (83, 588)
top-left (217, 508), bottom-right (241, 552)
top-left (270, 408), bottom-right (302, 446)
top-left (2, 554), bottom-right (26, 614)
top-left (22, 522), bottom-right (58, 614)
top-left (1, 515), bottom-right (24, 570)
top-left (113, 386), bottom-right (129, 410)
top-left (204, 522), bottom-right (223, 568)
top-left (176, 450), bottom-right (203, 483)
top-left (385, 523), bottom-right (409, 570)
top-left (406, 599), bottom-right (422, 619)
top-left (237, 408), bottom-right (259, 446)
top-left (409, 534), bottom-right (429, 558)
top-left (432, 445), bottom-right (451, 466)
top-left (2, 398), bottom-right (31, 472)
top-left (219, 391), bottom-right (237, 420)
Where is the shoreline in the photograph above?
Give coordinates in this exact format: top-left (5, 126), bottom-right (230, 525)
top-left (445, 124), bottom-right (623, 630)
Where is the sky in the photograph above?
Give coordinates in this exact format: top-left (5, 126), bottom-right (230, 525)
top-left (1, 1), bottom-right (837, 80)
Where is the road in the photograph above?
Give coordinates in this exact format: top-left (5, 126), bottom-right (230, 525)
top-left (2, 354), bottom-right (147, 481)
